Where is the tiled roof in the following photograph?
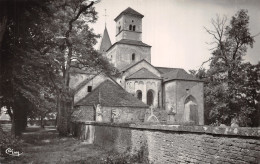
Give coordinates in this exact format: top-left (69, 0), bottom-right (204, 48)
top-left (120, 59), bottom-right (155, 72)
top-left (126, 68), bottom-right (161, 80)
top-left (120, 60), bottom-right (142, 72)
top-left (75, 80), bottom-right (148, 108)
top-left (115, 7), bottom-right (144, 21)
top-left (155, 67), bottom-right (201, 82)
top-left (118, 39), bottom-right (151, 47)
top-left (99, 26), bottom-right (112, 53)
top-left (106, 39), bottom-right (151, 52)
top-left (156, 67), bottom-right (177, 74)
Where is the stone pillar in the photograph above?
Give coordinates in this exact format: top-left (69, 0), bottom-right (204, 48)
top-left (143, 82), bottom-right (147, 104)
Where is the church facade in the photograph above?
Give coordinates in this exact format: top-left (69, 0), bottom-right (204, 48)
top-left (71, 7), bottom-right (204, 125)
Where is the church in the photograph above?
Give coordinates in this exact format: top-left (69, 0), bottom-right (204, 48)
top-left (70, 7), bottom-right (204, 125)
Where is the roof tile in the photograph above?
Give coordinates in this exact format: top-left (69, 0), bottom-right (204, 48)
top-left (115, 7), bottom-right (144, 21)
top-left (99, 26), bottom-right (112, 53)
top-left (155, 67), bottom-right (201, 82)
top-left (126, 68), bottom-right (161, 80)
top-left (106, 39), bottom-right (151, 52)
top-left (75, 80), bottom-right (148, 108)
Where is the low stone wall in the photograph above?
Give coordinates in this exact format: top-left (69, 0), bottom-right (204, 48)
top-left (73, 122), bottom-right (260, 164)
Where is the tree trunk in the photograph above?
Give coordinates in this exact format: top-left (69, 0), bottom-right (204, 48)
top-left (0, 4), bottom-right (7, 110)
top-left (12, 106), bottom-right (22, 137)
top-left (0, 5), bottom-right (7, 49)
top-left (56, 1), bottom-right (94, 136)
top-left (6, 107), bottom-right (13, 121)
top-left (40, 115), bottom-right (44, 128)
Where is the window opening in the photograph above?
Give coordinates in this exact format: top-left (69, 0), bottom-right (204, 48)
top-left (129, 25), bottom-right (132, 30)
top-left (137, 90), bottom-right (142, 101)
top-left (132, 53), bottom-right (135, 62)
top-left (88, 86), bottom-right (92, 92)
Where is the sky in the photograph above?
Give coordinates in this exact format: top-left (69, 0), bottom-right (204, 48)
top-left (90, 0), bottom-right (260, 71)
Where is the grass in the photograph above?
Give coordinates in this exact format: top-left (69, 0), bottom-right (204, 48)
top-left (0, 126), bottom-right (111, 164)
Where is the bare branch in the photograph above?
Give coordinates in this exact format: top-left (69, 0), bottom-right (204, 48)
top-left (252, 32), bottom-right (260, 38)
top-left (204, 26), bottom-right (219, 41)
top-left (199, 58), bottom-right (213, 70)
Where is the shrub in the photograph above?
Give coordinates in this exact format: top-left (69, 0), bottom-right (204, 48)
top-left (0, 127), bottom-right (22, 158)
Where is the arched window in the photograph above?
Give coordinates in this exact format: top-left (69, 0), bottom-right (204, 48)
top-left (132, 53), bottom-right (135, 62)
top-left (147, 90), bottom-right (154, 106)
top-left (129, 25), bottom-right (132, 30)
top-left (184, 95), bottom-right (198, 125)
top-left (133, 25), bottom-right (136, 31)
top-left (118, 26), bottom-right (121, 32)
top-left (136, 90), bottom-right (142, 101)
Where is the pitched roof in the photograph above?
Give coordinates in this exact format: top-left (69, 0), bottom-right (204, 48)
top-left (99, 26), bottom-right (112, 53)
top-left (73, 73), bottom-right (118, 94)
top-left (156, 67), bottom-right (177, 74)
top-left (155, 67), bottom-right (202, 82)
top-left (120, 60), bottom-right (143, 72)
top-left (75, 80), bottom-right (148, 108)
top-left (120, 59), bottom-right (156, 72)
top-left (126, 68), bottom-right (161, 80)
top-left (106, 39), bottom-right (151, 52)
top-left (114, 7), bottom-right (144, 21)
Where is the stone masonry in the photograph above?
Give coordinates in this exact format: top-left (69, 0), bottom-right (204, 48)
top-left (74, 122), bottom-right (260, 164)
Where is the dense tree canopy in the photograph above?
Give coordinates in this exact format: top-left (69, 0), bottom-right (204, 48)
top-left (0, 0), bottom-right (118, 135)
top-left (196, 9), bottom-right (260, 126)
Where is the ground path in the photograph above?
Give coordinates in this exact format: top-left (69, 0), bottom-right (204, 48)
top-left (1, 126), bottom-right (111, 164)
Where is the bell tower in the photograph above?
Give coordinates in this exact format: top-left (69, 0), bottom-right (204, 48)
top-left (106, 7), bottom-right (151, 70)
top-left (114, 7), bottom-right (144, 41)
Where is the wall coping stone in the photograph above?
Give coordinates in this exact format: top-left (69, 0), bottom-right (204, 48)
top-left (73, 121), bottom-right (260, 138)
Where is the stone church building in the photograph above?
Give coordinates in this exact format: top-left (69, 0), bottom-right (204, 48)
top-left (70, 7), bottom-right (204, 125)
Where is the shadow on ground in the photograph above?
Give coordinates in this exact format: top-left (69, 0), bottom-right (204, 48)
top-left (1, 126), bottom-right (110, 164)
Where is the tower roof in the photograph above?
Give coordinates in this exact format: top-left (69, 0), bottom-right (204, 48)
top-left (99, 26), bottom-right (112, 53)
top-left (106, 39), bottom-right (151, 52)
top-left (114, 7), bottom-right (144, 21)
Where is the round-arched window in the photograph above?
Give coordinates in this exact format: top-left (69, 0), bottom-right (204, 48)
top-left (129, 25), bottom-right (132, 30)
top-left (147, 90), bottom-right (154, 106)
top-left (132, 53), bottom-right (135, 62)
top-left (136, 90), bottom-right (142, 101)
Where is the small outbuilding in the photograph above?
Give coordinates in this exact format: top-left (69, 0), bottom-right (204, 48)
top-left (72, 80), bottom-right (149, 123)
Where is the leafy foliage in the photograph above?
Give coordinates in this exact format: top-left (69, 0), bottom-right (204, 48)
top-left (0, 0), bottom-right (118, 135)
top-left (0, 128), bottom-right (22, 158)
top-left (199, 9), bottom-right (260, 126)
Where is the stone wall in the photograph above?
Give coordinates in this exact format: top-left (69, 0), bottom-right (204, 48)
top-left (74, 122), bottom-right (260, 164)
top-left (115, 14), bottom-right (142, 41)
top-left (97, 106), bottom-right (147, 123)
top-left (107, 44), bottom-right (151, 70)
top-left (164, 80), bottom-right (204, 125)
top-left (73, 106), bottom-right (147, 123)
top-left (69, 73), bottom-right (93, 90)
top-left (74, 74), bottom-right (113, 103)
top-left (125, 79), bottom-right (162, 108)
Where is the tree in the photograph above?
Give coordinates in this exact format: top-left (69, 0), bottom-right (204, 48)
top-left (45, 0), bottom-right (118, 135)
top-left (0, 0), bottom-right (59, 136)
top-left (202, 9), bottom-right (259, 126)
top-left (0, 0), bottom-right (118, 136)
